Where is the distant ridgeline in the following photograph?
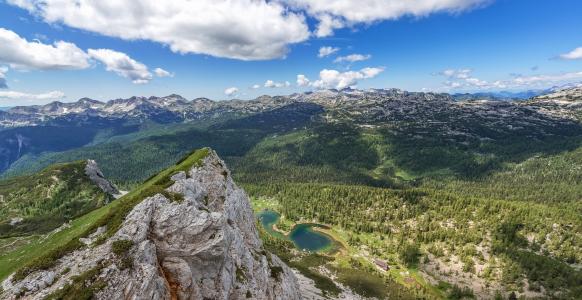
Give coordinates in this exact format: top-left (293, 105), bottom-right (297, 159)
top-left (1, 87), bottom-right (582, 186)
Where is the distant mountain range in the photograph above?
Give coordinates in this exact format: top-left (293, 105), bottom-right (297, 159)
top-left (1, 86), bottom-right (581, 299)
top-left (1, 86), bottom-right (582, 177)
top-left (0, 88), bottom-right (553, 128)
top-left (453, 82), bottom-right (582, 101)
top-left (453, 90), bottom-right (545, 101)
top-left (3, 84), bottom-right (581, 129)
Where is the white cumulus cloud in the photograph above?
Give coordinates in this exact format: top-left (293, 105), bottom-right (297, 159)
top-left (283, 0), bottom-right (492, 37)
top-left (264, 80), bottom-right (290, 88)
top-left (297, 74), bottom-right (310, 87)
top-left (314, 14), bottom-right (345, 37)
top-left (0, 27), bottom-right (90, 70)
top-left (88, 49), bottom-right (153, 84)
top-left (264, 80), bottom-right (276, 88)
top-left (224, 87), bottom-right (239, 97)
top-left (154, 67), bottom-right (173, 78)
top-left (334, 54), bottom-right (371, 63)
top-left (360, 67), bottom-right (384, 78)
top-left (311, 67), bottom-right (385, 89)
top-left (7, 0), bottom-right (310, 61)
top-left (440, 68), bottom-right (472, 79)
top-left (0, 28), bottom-right (159, 84)
top-left (559, 47), bottom-right (582, 60)
top-left (318, 46), bottom-right (340, 58)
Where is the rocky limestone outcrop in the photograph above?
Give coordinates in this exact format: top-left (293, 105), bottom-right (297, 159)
top-left (2, 150), bottom-right (300, 300)
top-left (84, 159), bottom-right (120, 197)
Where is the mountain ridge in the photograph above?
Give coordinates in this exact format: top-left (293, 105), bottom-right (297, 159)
top-left (1, 149), bottom-right (300, 299)
top-left (2, 86), bottom-right (582, 129)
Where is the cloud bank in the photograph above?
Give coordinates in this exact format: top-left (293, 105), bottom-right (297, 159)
top-left (283, 0), bottom-right (492, 37)
top-left (7, 0), bottom-right (491, 58)
top-left (8, 0), bottom-right (310, 61)
top-left (0, 90), bottom-right (64, 100)
top-left (438, 68), bottom-right (582, 90)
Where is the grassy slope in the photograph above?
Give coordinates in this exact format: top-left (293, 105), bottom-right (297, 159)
top-left (0, 161), bottom-right (110, 237)
top-left (0, 199), bottom-right (116, 281)
top-left (0, 148), bottom-right (209, 282)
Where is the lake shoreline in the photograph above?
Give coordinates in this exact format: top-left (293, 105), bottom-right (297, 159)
top-left (257, 209), bottom-right (344, 254)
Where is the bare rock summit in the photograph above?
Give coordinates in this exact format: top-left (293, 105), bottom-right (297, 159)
top-left (2, 150), bottom-right (300, 300)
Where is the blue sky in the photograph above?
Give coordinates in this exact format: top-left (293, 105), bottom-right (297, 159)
top-left (0, 0), bottom-right (582, 105)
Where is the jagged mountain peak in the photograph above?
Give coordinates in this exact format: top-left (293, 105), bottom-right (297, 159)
top-left (0, 87), bottom-right (580, 130)
top-left (3, 149), bottom-right (300, 300)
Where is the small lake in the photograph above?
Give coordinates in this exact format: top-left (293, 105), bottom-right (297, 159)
top-left (258, 210), bottom-right (286, 239)
top-left (258, 210), bottom-right (336, 252)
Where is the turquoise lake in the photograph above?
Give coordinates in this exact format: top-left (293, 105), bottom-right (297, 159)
top-left (258, 210), bottom-right (334, 252)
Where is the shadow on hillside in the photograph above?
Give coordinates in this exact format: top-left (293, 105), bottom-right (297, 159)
top-left (0, 119), bottom-right (140, 175)
top-left (1, 103), bottom-right (327, 184)
top-left (229, 122), bottom-right (395, 187)
top-left (4, 102), bottom-right (582, 186)
top-left (383, 119), bottom-right (582, 179)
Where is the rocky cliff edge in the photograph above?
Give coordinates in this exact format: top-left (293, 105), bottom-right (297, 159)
top-left (2, 149), bottom-right (300, 300)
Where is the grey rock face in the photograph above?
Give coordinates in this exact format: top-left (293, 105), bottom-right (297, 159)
top-left (85, 159), bottom-right (120, 197)
top-left (3, 150), bottom-right (300, 300)
top-left (3, 271), bottom-right (55, 297)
